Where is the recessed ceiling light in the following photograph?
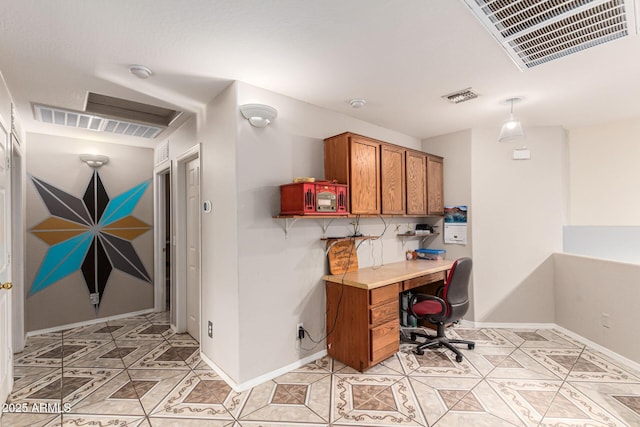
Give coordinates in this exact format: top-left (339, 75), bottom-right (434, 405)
top-left (129, 64), bottom-right (153, 79)
top-left (349, 99), bottom-right (366, 108)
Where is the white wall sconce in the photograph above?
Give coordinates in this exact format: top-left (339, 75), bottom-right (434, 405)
top-left (239, 104), bottom-right (277, 128)
top-left (80, 153), bottom-right (109, 168)
top-left (498, 97), bottom-right (525, 142)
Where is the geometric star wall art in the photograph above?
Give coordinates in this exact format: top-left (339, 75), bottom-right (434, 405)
top-left (29, 170), bottom-right (152, 310)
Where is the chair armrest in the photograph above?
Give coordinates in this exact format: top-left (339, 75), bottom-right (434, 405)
top-left (408, 293), bottom-right (446, 319)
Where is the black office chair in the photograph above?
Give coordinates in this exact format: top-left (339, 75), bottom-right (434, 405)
top-left (408, 257), bottom-right (474, 362)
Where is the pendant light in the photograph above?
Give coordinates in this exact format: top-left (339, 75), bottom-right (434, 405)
top-left (498, 97), bottom-right (524, 142)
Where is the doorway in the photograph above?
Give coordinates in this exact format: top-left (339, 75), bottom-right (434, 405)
top-left (174, 144), bottom-right (201, 340)
top-left (153, 162), bottom-right (172, 319)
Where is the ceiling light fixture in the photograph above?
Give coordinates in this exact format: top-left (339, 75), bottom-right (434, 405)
top-left (349, 99), bottom-right (366, 108)
top-left (129, 64), bottom-right (153, 79)
top-left (80, 153), bottom-right (109, 168)
top-left (239, 104), bottom-right (278, 128)
top-left (498, 98), bottom-right (525, 143)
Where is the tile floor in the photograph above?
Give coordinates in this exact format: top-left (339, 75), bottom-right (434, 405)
top-left (3, 311), bottom-right (640, 426)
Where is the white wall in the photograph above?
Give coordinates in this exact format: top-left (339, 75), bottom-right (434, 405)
top-left (423, 130), bottom-right (474, 319)
top-left (568, 118), bottom-right (640, 226)
top-left (233, 82), bottom-right (425, 384)
top-left (555, 253), bottom-right (640, 363)
top-left (471, 127), bottom-right (566, 323)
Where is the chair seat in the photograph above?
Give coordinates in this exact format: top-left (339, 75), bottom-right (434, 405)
top-left (412, 300), bottom-right (443, 316)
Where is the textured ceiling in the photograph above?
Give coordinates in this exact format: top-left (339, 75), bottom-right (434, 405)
top-left (0, 0), bottom-right (639, 146)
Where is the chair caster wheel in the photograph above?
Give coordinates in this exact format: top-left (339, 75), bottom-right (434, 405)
top-left (456, 355), bottom-right (463, 363)
top-left (410, 333), bottom-right (416, 341)
top-left (415, 349), bottom-right (424, 356)
top-left (468, 343), bottom-right (475, 350)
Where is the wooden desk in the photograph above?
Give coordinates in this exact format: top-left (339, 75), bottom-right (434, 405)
top-left (323, 259), bottom-right (454, 371)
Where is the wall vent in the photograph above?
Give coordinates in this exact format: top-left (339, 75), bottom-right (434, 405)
top-left (442, 87), bottom-right (480, 104)
top-left (463, 0), bottom-right (636, 69)
top-left (33, 104), bottom-right (164, 139)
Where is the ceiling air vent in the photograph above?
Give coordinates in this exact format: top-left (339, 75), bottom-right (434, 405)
top-left (463, 0), bottom-right (636, 69)
top-left (442, 87), bottom-right (480, 104)
top-left (33, 104), bottom-right (164, 139)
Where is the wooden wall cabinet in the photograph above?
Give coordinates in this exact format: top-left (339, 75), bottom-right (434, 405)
top-left (380, 144), bottom-right (406, 215)
top-left (427, 155), bottom-right (444, 215)
top-left (405, 150), bottom-right (427, 215)
top-left (324, 132), bottom-right (443, 217)
top-left (324, 133), bottom-right (380, 214)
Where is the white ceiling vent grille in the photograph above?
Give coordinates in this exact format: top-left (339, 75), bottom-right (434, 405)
top-left (463, 0), bottom-right (636, 69)
top-left (33, 104), bottom-right (163, 139)
top-left (442, 87), bottom-right (480, 104)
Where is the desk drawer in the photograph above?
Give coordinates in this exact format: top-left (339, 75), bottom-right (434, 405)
top-left (370, 282), bottom-right (400, 305)
top-left (403, 271), bottom-right (446, 291)
top-left (370, 320), bottom-right (399, 362)
top-left (369, 300), bottom-right (398, 325)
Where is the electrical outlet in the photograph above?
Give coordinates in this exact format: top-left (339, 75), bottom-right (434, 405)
top-left (208, 321), bottom-right (213, 338)
top-left (297, 323), bottom-right (304, 340)
top-left (89, 293), bottom-right (99, 305)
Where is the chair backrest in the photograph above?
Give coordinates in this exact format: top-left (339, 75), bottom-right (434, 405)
top-left (441, 257), bottom-right (472, 321)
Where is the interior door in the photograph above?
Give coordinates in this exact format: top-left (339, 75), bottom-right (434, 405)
top-left (0, 120), bottom-right (13, 407)
top-left (185, 157), bottom-right (200, 341)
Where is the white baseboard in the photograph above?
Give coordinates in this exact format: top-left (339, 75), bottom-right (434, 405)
top-left (26, 308), bottom-right (156, 337)
top-left (458, 319), bottom-right (556, 329)
top-left (200, 350), bottom-right (328, 393)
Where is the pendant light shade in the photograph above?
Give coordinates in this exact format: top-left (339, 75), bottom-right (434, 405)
top-left (498, 98), bottom-right (524, 142)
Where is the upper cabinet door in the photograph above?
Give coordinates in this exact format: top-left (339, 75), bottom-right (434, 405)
top-left (405, 150), bottom-right (427, 215)
top-left (349, 136), bottom-right (380, 214)
top-left (380, 144), bottom-right (405, 215)
top-left (427, 155), bottom-right (444, 215)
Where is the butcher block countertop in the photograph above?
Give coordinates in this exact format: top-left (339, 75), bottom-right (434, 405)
top-left (323, 259), bottom-right (454, 290)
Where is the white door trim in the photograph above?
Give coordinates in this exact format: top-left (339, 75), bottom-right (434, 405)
top-left (10, 133), bottom-right (24, 353)
top-left (153, 159), bottom-right (171, 314)
top-left (174, 144), bottom-right (200, 334)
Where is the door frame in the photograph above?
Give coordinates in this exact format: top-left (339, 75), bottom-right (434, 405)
top-left (10, 132), bottom-right (24, 353)
top-left (153, 159), bottom-right (171, 315)
top-left (174, 144), bottom-right (201, 334)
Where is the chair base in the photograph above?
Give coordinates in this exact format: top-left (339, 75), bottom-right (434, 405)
top-left (409, 323), bottom-right (475, 363)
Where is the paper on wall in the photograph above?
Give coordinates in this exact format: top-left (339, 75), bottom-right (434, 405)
top-left (444, 224), bottom-right (467, 245)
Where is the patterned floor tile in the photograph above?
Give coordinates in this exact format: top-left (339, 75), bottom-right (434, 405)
top-left (63, 341), bottom-right (126, 369)
top-left (448, 327), bottom-right (516, 348)
top-left (60, 367), bottom-right (123, 410)
top-left (119, 323), bottom-right (175, 341)
top-left (149, 371), bottom-right (235, 421)
top-left (239, 372), bottom-right (330, 424)
top-left (14, 339), bottom-right (111, 368)
top-left (11, 366), bottom-right (61, 397)
top-left (484, 349), bottom-right (562, 381)
top-left (538, 382), bottom-right (629, 426)
top-left (523, 348), bottom-right (640, 383)
top-left (296, 355), bottom-right (348, 375)
top-left (60, 413), bottom-right (147, 426)
top-left (456, 345), bottom-right (516, 377)
top-left (64, 370), bottom-right (145, 416)
top-left (496, 328), bottom-right (585, 349)
top-left (127, 341), bottom-right (196, 370)
top-left (192, 370), bottom-right (250, 418)
top-left (148, 418), bottom-right (237, 426)
top-left (123, 368), bottom-right (190, 415)
top-left (571, 381), bottom-right (640, 426)
top-left (408, 376), bottom-right (482, 425)
top-left (146, 311), bottom-right (171, 324)
top-left (0, 412), bottom-right (61, 427)
top-left (7, 368), bottom-right (64, 407)
top-left (114, 339), bottom-right (168, 368)
top-left (331, 374), bottom-right (426, 425)
top-left (397, 347), bottom-right (481, 378)
top-left (486, 378), bottom-right (565, 426)
top-left (335, 352), bottom-right (405, 377)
